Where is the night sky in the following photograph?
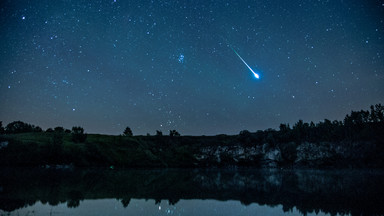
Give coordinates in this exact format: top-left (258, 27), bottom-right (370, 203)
top-left (1, 0), bottom-right (383, 135)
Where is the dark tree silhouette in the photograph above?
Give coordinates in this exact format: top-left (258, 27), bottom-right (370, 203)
top-left (239, 130), bottom-right (251, 136)
top-left (238, 130), bottom-right (252, 146)
top-left (279, 123), bottom-right (290, 132)
top-left (156, 130), bottom-right (163, 136)
top-left (54, 127), bottom-right (65, 133)
top-left (369, 104), bottom-right (384, 122)
top-left (71, 126), bottom-right (87, 143)
top-left (34, 126), bottom-right (43, 132)
top-left (0, 121), bottom-right (4, 134)
top-left (67, 190), bottom-right (83, 208)
top-left (46, 128), bottom-right (54, 133)
top-left (121, 198), bottom-right (131, 208)
top-left (169, 130), bottom-right (180, 137)
top-left (123, 127), bottom-right (133, 136)
top-left (268, 104), bottom-right (384, 143)
top-left (5, 121), bottom-right (42, 134)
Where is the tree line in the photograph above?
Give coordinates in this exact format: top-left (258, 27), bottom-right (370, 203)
top-left (238, 104), bottom-right (384, 147)
top-left (0, 121), bottom-right (87, 143)
top-left (0, 121), bottom-right (181, 143)
top-left (1, 104), bottom-right (383, 145)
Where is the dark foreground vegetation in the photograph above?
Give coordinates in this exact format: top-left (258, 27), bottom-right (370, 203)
top-left (0, 104), bottom-right (383, 168)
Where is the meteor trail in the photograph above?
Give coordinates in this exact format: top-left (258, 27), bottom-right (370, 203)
top-left (230, 47), bottom-right (260, 79)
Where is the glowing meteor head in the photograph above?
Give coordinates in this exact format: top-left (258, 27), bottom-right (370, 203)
top-left (253, 73), bottom-right (260, 79)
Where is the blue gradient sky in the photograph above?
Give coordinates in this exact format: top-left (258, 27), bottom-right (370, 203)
top-left (1, 0), bottom-right (383, 135)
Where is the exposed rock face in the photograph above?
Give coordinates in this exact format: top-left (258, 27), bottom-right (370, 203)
top-left (196, 143), bottom-right (279, 167)
top-left (194, 141), bottom-right (379, 168)
top-left (295, 142), bottom-right (339, 167)
top-left (261, 144), bottom-right (282, 168)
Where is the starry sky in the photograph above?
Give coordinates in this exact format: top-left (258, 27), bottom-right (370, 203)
top-left (1, 0), bottom-right (383, 135)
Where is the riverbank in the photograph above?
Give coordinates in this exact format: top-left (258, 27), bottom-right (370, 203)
top-left (0, 131), bottom-right (383, 168)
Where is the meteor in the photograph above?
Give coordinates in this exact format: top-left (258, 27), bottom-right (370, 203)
top-left (230, 47), bottom-right (260, 79)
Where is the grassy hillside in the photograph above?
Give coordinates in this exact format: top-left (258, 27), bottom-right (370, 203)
top-left (0, 104), bottom-right (383, 168)
top-left (0, 132), bottom-right (238, 167)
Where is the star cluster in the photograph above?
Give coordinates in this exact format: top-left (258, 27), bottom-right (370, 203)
top-left (1, 0), bottom-right (383, 135)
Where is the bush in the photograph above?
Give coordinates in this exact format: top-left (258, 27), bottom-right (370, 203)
top-left (71, 126), bottom-right (87, 143)
top-left (169, 130), bottom-right (180, 137)
top-left (239, 130), bottom-right (252, 146)
top-left (52, 131), bottom-right (64, 147)
top-left (50, 131), bottom-right (64, 161)
top-left (5, 121), bottom-right (41, 134)
top-left (123, 127), bottom-right (133, 136)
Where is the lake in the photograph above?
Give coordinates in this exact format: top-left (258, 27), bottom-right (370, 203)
top-left (0, 168), bottom-right (383, 216)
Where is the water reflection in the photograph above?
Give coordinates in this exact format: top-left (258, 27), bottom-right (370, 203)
top-left (0, 199), bottom-right (331, 216)
top-left (0, 168), bottom-right (383, 215)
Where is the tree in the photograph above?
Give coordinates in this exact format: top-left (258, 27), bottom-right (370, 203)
top-left (239, 130), bottom-right (251, 136)
top-left (370, 104), bottom-right (384, 122)
top-left (121, 198), bottom-right (131, 208)
top-left (54, 127), bottom-right (65, 133)
top-left (71, 126), bottom-right (87, 143)
top-left (169, 130), bottom-right (180, 137)
top-left (0, 121), bottom-right (4, 134)
top-left (34, 126), bottom-right (43, 132)
top-left (376, 104), bottom-right (384, 122)
top-left (239, 130), bottom-right (252, 146)
top-left (67, 191), bottom-right (83, 208)
top-left (345, 110), bottom-right (370, 126)
top-left (156, 130), bottom-right (163, 136)
top-left (5, 121), bottom-right (41, 134)
top-left (277, 124), bottom-right (292, 143)
top-left (123, 127), bottom-right (133, 136)
top-left (46, 128), bottom-right (54, 133)
top-left (279, 123), bottom-right (290, 132)
top-left (292, 120), bottom-right (305, 142)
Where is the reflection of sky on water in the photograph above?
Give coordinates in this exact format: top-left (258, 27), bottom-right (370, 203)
top-left (3, 199), bottom-right (332, 216)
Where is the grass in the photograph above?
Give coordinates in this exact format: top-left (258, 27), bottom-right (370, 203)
top-left (0, 132), bottom-right (201, 167)
top-left (1, 127), bottom-right (383, 168)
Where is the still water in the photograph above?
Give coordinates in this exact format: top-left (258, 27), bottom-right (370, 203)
top-left (4, 199), bottom-right (329, 216)
top-left (0, 168), bottom-right (383, 216)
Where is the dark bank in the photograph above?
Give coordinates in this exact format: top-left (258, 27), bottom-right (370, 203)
top-left (0, 104), bottom-right (383, 169)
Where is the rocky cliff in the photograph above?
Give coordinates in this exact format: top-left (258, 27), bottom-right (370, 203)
top-left (194, 141), bottom-right (381, 168)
